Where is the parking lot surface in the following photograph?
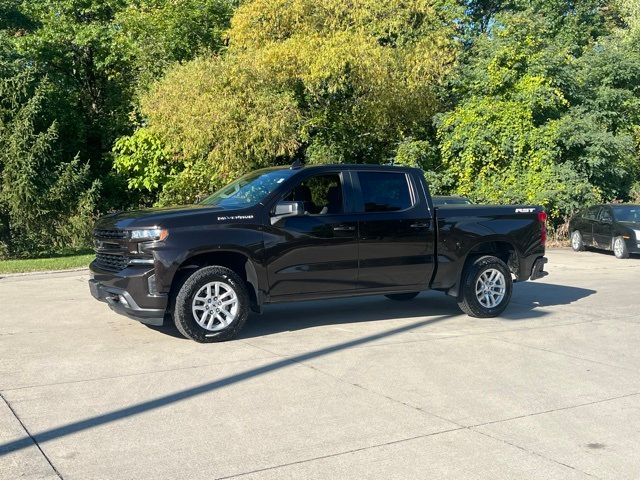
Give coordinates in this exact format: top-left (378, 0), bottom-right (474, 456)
top-left (1, 248), bottom-right (640, 479)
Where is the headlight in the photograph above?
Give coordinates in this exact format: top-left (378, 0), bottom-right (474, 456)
top-left (634, 230), bottom-right (640, 241)
top-left (129, 228), bottom-right (168, 241)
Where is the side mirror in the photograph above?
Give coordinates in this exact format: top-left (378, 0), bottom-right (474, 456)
top-left (271, 201), bottom-right (303, 224)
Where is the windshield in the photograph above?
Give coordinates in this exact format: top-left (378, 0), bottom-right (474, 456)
top-left (612, 205), bottom-right (640, 223)
top-left (200, 168), bottom-right (295, 208)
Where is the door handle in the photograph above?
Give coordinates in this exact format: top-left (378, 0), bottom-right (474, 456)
top-left (410, 222), bottom-right (429, 229)
top-left (333, 225), bottom-right (356, 232)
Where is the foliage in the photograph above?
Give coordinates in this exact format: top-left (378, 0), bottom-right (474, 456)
top-left (2, 0), bottom-right (640, 256)
top-left (435, 5), bottom-right (640, 226)
top-left (135, 0), bottom-right (463, 204)
top-left (0, 0), bottom-right (234, 256)
top-left (114, 0), bottom-right (235, 90)
top-left (0, 69), bottom-right (100, 257)
top-left (113, 127), bottom-right (173, 194)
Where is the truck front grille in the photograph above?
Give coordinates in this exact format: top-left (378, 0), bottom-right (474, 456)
top-left (95, 253), bottom-right (128, 272)
top-left (94, 228), bottom-right (127, 240)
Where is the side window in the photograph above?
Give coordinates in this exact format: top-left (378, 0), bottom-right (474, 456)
top-left (282, 173), bottom-right (343, 215)
top-left (358, 172), bottom-right (412, 213)
top-left (599, 208), bottom-right (612, 222)
top-left (584, 207), bottom-right (599, 220)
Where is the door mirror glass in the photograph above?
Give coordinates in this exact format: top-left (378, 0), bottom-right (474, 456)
top-left (271, 201), bottom-right (303, 223)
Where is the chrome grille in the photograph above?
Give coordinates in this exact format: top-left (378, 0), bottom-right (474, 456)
top-left (95, 253), bottom-right (128, 272)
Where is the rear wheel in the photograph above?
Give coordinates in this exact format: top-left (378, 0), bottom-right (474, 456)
top-left (613, 236), bottom-right (629, 259)
top-left (457, 256), bottom-right (512, 318)
top-left (571, 230), bottom-right (585, 252)
top-left (174, 266), bottom-right (249, 342)
top-left (385, 292), bottom-right (419, 301)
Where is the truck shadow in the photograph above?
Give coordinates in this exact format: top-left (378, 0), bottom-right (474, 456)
top-left (237, 282), bottom-right (596, 339)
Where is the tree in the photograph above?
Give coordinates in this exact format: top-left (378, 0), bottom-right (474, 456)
top-left (436, 4), bottom-right (640, 226)
top-left (126, 0), bottom-right (464, 204)
top-left (0, 66), bottom-right (99, 257)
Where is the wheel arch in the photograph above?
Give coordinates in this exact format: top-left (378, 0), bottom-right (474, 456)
top-left (170, 250), bottom-right (261, 311)
top-left (448, 239), bottom-right (518, 298)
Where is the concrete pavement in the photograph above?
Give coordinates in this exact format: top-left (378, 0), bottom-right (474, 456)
top-left (1, 249), bottom-right (639, 479)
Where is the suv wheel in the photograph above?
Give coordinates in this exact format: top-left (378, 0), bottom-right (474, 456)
top-left (457, 256), bottom-right (512, 318)
top-left (613, 236), bottom-right (629, 259)
top-left (571, 230), bottom-right (585, 252)
top-left (385, 292), bottom-right (419, 301)
top-left (174, 266), bottom-right (250, 342)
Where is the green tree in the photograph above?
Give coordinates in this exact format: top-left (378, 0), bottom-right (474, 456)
top-left (127, 0), bottom-right (464, 204)
top-left (0, 67), bottom-right (99, 257)
top-left (437, 4), bottom-right (640, 225)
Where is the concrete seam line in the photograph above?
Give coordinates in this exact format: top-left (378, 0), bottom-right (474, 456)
top-left (0, 315), bottom-right (451, 456)
top-left (469, 391), bottom-right (640, 429)
top-left (240, 338), bottom-right (459, 427)
top-left (213, 426), bottom-right (466, 480)
top-left (469, 428), bottom-right (602, 479)
top-left (0, 353), bottom-right (282, 393)
top-left (486, 336), bottom-right (637, 372)
top-left (0, 392), bottom-right (63, 480)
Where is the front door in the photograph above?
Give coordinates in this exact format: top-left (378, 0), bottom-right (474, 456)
top-left (264, 172), bottom-right (360, 298)
top-left (355, 170), bottom-right (435, 290)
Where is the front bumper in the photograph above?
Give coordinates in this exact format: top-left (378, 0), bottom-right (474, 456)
top-left (89, 262), bottom-right (167, 326)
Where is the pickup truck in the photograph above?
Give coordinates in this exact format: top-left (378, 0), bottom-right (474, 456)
top-left (89, 164), bottom-right (548, 342)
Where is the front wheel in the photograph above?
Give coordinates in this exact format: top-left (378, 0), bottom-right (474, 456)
top-left (457, 256), bottom-right (513, 318)
top-left (613, 236), bottom-right (629, 259)
top-left (174, 266), bottom-right (250, 342)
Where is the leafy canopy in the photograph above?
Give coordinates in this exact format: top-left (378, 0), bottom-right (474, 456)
top-left (131, 0), bottom-right (463, 204)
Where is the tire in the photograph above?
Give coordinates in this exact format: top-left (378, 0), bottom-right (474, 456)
top-left (385, 292), bottom-right (420, 301)
top-left (613, 236), bottom-right (629, 259)
top-left (571, 230), bottom-right (585, 252)
top-left (173, 266), bottom-right (250, 342)
top-left (457, 255), bottom-right (513, 318)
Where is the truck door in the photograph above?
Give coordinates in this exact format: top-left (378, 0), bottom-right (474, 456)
top-left (354, 170), bottom-right (435, 290)
top-left (263, 171), bottom-right (360, 298)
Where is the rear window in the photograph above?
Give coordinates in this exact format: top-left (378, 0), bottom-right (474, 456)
top-left (358, 172), bottom-right (412, 212)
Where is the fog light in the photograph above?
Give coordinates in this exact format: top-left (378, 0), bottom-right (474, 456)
top-left (148, 274), bottom-right (158, 295)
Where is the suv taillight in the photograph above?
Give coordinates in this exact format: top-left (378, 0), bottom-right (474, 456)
top-left (538, 211), bottom-right (547, 245)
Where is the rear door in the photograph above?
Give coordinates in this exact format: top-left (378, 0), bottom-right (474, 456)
top-left (354, 170), bottom-right (435, 290)
top-left (579, 206), bottom-right (599, 245)
top-left (593, 206), bottom-right (614, 249)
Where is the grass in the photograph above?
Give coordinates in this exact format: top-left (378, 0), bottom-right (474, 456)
top-left (0, 252), bottom-right (94, 274)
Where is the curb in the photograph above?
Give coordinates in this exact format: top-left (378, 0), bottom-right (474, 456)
top-left (0, 267), bottom-right (90, 280)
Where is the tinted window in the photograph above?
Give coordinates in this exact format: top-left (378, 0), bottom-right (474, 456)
top-left (358, 172), bottom-right (412, 212)
top-left (584, 206), bottom-right (600, 220)
top-left (283, 173), bottom-right (343, 215)
top-left (599, 208), bottom-right (613, 222)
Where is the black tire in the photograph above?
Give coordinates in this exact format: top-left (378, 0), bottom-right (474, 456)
top-left (173, 266), bottom-right (250, 342)
top-left (385, 292), bottom-right (420, 301)
top-left (613, 236), bottom-right (629, 259)
top-left (457, 255), bottom-right (513, 318)
top-left (571, 230), bottom-right (585, 252)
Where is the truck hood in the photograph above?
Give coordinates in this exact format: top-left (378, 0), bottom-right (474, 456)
top-left (95, 204), bottom-right (234, 230)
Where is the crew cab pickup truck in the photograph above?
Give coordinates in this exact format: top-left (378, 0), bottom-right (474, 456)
top-left (89, 164), bottom-right (548, 342)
